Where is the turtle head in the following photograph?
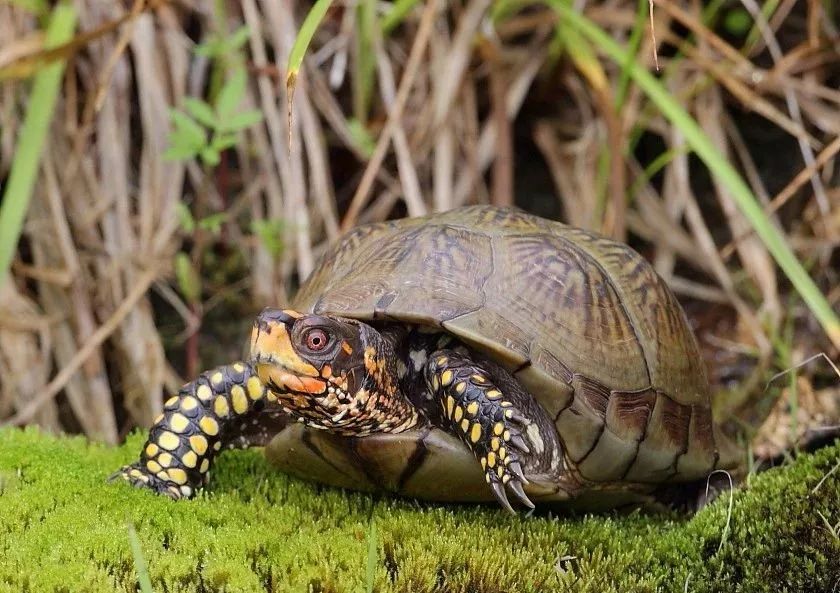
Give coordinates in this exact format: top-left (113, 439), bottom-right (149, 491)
top-left (249, 308), bottom-right (418, 435)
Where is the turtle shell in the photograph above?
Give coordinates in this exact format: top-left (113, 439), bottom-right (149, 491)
top-left (291, 205), bottom-right (718, 484)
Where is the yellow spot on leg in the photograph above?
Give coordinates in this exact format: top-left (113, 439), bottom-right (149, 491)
top-left (502, 474), bottom-right (511, 484)
top-left (454, 406), bottom-right (464, 422)
top-left (211, 372), bottom-right (224, 386)
top-left (181, 396), bottom-right (198, 411)
top-left (158, 431), bottom-right (180, 451)
top-left (233, 363), bottom-right (245, 373)
top-left (247, 377), bottom-right (264, 400)
top-left (182, 451), bottom-right (198, 468)
top-left (455, 382), bottom-right (467, 394)
top-left (503, 430), bottom-right (511, 441)
top-left (199, 416), bottom-right (219, 436)
top-left (199, 459), bottom-right (210, 473)
top-left (460, 419), bottom-right (470, 432)
top-left (231, 385), bottom-right (248, 414)
top-left (146, 460), bottom-right (162, 473)
top-left (164, 396), bottom-right (179, 408)
top-left (466, 402), bottom-right (479, 416)
top-left (487, 452), bottom-right (497, 467)
top-left (481, 457), bottom-right (487, 470)
top-left (145, 443), bottom-right (159, 458)
top-left (470, 423), bottom-right (482, 443)
top-left (445, 396), bottom-right (455, 418)
top-left (197, 385), bottom-right (212, 402)
top-left (491, 437), bottom-right (500, 451)
top-left (486, 389), bottom-right (502, 400)
top-left (440, 370), bottom-right (454, 386)
top-left (168, 468), bottom-right (188, 485)
top-left (158, 453), bottom-right (173, 467)
top-left (169, 413), bottom-right (190, 433)
top-left (180, 485), bottom-right (193, 497)
top-left (499, 446), bottom-right (507, 460)
top-left (493, 422), bottom-right (504, 436)
top-left (189, 435), bottom-right (208, 455)
top-left (213, 397), bottom-right (229, 418)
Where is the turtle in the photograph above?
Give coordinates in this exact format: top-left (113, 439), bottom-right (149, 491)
top-left (112, 205), bottom-right (741, 512)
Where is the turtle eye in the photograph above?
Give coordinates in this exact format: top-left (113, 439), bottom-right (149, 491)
top-left (303, 328), bottom-right (330, 352)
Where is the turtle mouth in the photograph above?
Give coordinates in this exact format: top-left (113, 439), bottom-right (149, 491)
top-left (251, 352), bottom-right (328, 396)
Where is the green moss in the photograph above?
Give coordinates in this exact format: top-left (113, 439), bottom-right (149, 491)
top-left (0, 428), bottom-right (837, 592)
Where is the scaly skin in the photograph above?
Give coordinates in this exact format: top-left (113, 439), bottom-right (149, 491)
top-left (112, 310), bottom-right (565, 512)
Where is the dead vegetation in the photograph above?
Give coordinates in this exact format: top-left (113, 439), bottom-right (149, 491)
top-left (0, 0), bottom-right (838, 451)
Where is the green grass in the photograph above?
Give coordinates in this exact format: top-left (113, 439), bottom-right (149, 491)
top-left (0, 2), bottom-right (76, 288)
top-left (0, 428), bottom-right (837, 592)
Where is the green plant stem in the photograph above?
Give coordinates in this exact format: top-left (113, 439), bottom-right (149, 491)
top-left (0, 3), bottom-right (76, 288)
top-left (552, 3), bottom-right (840, 350)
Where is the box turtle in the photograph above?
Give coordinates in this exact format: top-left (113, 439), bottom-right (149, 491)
top-left (113, 205), bottom-right (740, 512)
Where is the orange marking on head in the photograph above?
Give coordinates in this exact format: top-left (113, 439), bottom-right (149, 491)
top-left (251, 322), bottom-right (318, 377)
top-left (321, 364), bottom-right (332, 379)
top-left (341, 341), bottom-right (353, 355)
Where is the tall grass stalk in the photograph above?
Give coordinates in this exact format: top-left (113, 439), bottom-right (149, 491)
top-left (553, 3), bottom-right (840, 350)
top-left (0, 2), bottom-right (76, 288)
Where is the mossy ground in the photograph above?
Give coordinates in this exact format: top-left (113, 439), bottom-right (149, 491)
top-left (0, 428), bottom-right (837, 593)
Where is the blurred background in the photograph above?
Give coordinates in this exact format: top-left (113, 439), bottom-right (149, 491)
top-left (0, 0), bottom-right (837, 459)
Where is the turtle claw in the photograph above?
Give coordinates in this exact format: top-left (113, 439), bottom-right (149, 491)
top-left (490, 480), bottom-right (516, 514)
top-left (508, 433), bottom-right (531, 455)
top-left (508, 478), bottom-right (535, 509)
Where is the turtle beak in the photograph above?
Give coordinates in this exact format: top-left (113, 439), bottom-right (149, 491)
top-left (250, 308), bottom-right (326, 394)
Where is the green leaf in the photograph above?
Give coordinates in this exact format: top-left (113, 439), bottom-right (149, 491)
top-left (175, 203), bottom-right (195, 233)
top-left (251, 219), bottom-right (285, 257)
top-left (174, 252), bottom-right (201, 303)
top-left (162, 144), bottom-right (200, 162)
top-left (346, 118), bottom-right (376, 158)
top-left (286, 0), bottom-right (334, 87)
top-left (168, 109), bottom-right (206, 148)
top-left (194, 36), bottom-right (223, 58)
top-left (183, 98), bottom-right (217, 129)
top-left (197, 213), bottom-right (226, 235)
top-left (200, 146), bottom-right (221, 167)
top-left (227, 26), bottom-right (252, 51)
top-left (217, 110), bottom-right (263, 133)
top-left (210, 133), bottom-right (239, 152)
top-left (215, 68), bottom-right (247, 117)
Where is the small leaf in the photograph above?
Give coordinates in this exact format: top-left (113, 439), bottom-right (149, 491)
top-left (174, 252), bottom-right (201, 303)
top-left (210, 133), bottom-right (239, 152)
top-left (198, 213), bottom-right (226, 235)
top-left (347, 118), bottom-right (375, 158)
top-left (183, 98), bottom-right (217, 129)
top-left (200, 146), bottom-right (221, 166)
top-left (252, 219), bottom-right (285, 257)
top-left (215, 68), bottom-right (247, 117)
top-left (176, 202), bottom-right (196, 233)
top-left (195, 36), bottom-right (223, 57)
top-left (227, 26), bottom-right (252, 50)
top-left (169, 109), bottom-right (206, 148)
top-left (163, 144), bottom-right (201, 161)
top-left (218, 110), bottom-right (263, 133)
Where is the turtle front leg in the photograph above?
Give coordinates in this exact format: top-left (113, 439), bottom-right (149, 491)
top-left (110, 362), bottom-right (285, 499)
top-left (423, 350), bottom-right (561, 513)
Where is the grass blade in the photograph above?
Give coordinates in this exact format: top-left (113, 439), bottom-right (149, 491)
top-left (552, 3), bottom-right (840, 350)
top-left (0, 2), bottom-right (76, 288)
top-left (365, 517), bottom-right (378, 593)
top-left (286, 0), bottom-right (334, 99)
top-left (127, 522), bottom-right (154, 593)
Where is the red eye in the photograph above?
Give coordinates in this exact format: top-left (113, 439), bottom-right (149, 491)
top-left (304, 328), bottom-right (330, 351)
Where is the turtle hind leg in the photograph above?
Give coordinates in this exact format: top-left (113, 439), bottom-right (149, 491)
top-left (109, 362), bottom-right (285, 499)
top-left (423, 349), bottom-right (562, 513)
